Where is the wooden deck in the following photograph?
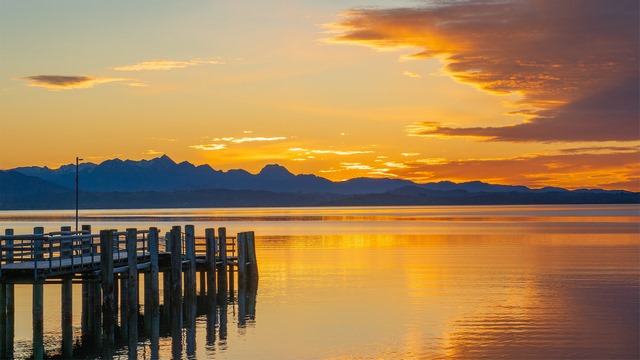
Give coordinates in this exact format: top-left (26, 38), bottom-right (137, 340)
top-left (0, 226), bottom-right (240, 282)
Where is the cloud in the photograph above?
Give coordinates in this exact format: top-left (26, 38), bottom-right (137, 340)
top-left (408, 76), bottom-right (640, 142)
top-left (330, 0), bottom-right (639, 142)
top-left (114, 58), bottom-right (222, 71)
top-left (388, 150), bottom-right (640, 191)
top-left (289, 148), bottom-right (374, 156)
top-left (21, 75), bottom-right (131, 90)
top-left (189, 144), bottom-right (226, 151)
top-left (190, 136), bottom-right (286, 151)
top-left (143, 150), bottom-right (164, 156)
top-left (403, 71), bottom-right (421, 78)
top-left (215, 136), bottom-right (286, 144)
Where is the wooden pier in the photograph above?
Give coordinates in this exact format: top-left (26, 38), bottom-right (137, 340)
top-left (0, 225), bottom-right (258, 359)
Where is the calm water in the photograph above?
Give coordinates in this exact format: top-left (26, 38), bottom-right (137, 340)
top-left (1, 205), bottom-right (638, 359)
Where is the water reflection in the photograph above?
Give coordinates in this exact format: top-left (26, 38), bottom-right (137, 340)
top-left (1, 205), bottom-right (638, 359)
top-left (1, 282), bottom-right (257, 359)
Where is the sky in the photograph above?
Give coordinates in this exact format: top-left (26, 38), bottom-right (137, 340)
top-left (1, 0), bottom-right (638, 190)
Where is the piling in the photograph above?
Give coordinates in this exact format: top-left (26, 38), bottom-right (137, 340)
top-left (62, 276), bottom-right (73, 358)
top-left (205, 228), bottom-right (217, 310)
top-left (33, 226), bottom-right (44, 360)
top-left (5, 231), bottom-right (14, 358)
top-left (126, 228), bottom-right (139, 357)
top-left (170, 226), bottom-right (183, 357)
top-left (149, 227), bottom-right (160, 359)
top-left (237, 232), bottom-right (247, 325)
top-left (100, 229), bottom-right (115, 348)
top-left (185, 225), bottom-right (196, 326)
top-left (218, 227), bottom-right (228, 304)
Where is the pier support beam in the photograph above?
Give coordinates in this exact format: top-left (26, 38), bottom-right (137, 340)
top-left (237, 232), bottom-right (247, 325)
top-left (217, 227), bottom-right (228, 304)
top-left (126, 228), bottom-right (139, 358)
top-left (33, 226), bottom-right (44, 360)
top-left (149, 227), bottom-right (160, 359)
top-left (0, 284), bottom-right (6, 358)
top-left (205, 228), bottom-right (217, 310)
top-left (185, 226), bottom-right (197, 357)
top-left (62, 276), bottom-right (73, 358)
top-left (33, 282), bottom-right (44, 360)
top-left (170, 226), bottom-right (183, 358)
top-left (100, 229), bottom-right (115, 348)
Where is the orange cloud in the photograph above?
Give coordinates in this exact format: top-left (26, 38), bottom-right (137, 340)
top-left (389, 150), bottom-right (640, 191)
top-left (330, 0), bottom-right (639, 142)
top-left (114, 58), bottom-right (222, 71)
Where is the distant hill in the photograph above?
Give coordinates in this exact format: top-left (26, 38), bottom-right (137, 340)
top-left (2, 155), bottom-right (638, 210)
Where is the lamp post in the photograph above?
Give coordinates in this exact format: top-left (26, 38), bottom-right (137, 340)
top-left (75, 157), bottom-right (83, 233)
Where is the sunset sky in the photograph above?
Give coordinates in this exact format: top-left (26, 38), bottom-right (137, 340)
top-left (1, 0), bottom-right (638, 190)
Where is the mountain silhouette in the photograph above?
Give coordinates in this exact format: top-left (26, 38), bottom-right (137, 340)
top-left (2, 155), bottom-right (637, 209)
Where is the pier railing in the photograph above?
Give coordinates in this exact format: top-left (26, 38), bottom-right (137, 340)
top-left (0, 227), bottom-right (242, 281)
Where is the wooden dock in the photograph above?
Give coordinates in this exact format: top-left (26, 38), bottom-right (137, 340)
top-left (0, 225), bottom-right (258, 359)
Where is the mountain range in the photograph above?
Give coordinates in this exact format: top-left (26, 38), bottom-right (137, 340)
top-left (1, 155), bottom-right (637, 209)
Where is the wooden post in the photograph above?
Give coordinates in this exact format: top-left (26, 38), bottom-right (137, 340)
top-left (246, 231), bottom-right (259, 283)
top-left (170, 226), bottom-right (183, 358)
top-left (217, 227), bottom-right (228, 304)
top-left (205, 228), bottom-right (216, 309)
top-left (113, 272), bottom-right (119, 320)
top-left (237, 232), bottom-right (247, 325)
top-left (81, 225), bottom-right (92, 255)
top-left (4, 228), bottom-right (14, 358)
top-left (126, 228), bottom-right (138, 357)
top-left (33, 281), bottom-right (44, 360)
top-left (61, 225), bottom-right (72, 259)
top-left (33, 227), bottom-right (44, 360)
top-left (33, 227), bottom-right (44, 280)
top-left (149, 227), bottom-right (160, 359)
top-left (162, 271), bottom-right (171, 328)
top-left (61, 276), bottom-right (73, 358)
top-left (0, 283), bottom-right (5, 358)
top-left (144, 272), bottom-right (151, 333)
top-left (205, 228), bottom-right (217, 347)
top-left (120, 275), bottom-right (129, 339)
top-left (162, 230), bottom-right (171, 328)
top-left (84, 281), bottom-right (93, 342)
top-left (92, 278), bottom-right (102, 347)
top-left (184, 225), bottom-right (196, 334)
top-left (80, 225), bottom-right (91, 343)
top-left (100, 230), bottom-right (115, 348)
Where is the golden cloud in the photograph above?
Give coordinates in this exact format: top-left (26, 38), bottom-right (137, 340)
top-left (330, 1), bottom-right (639, 142)
top-left (114, 58), bottom-right (222, 71)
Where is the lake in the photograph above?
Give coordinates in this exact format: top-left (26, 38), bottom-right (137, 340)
top-left (0, 205), bottom-right (638, 359)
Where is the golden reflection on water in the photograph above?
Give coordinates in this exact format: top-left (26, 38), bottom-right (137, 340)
top-left (0, 205), bottom-right (638, 359)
